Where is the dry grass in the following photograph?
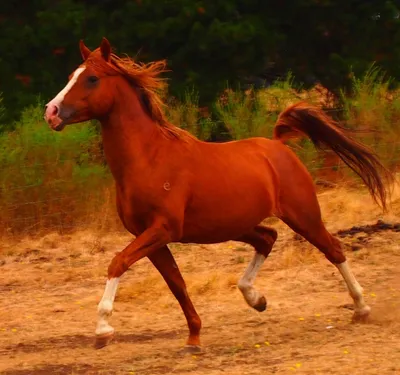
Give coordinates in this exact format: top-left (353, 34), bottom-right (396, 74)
top-left (2, 68), bottom-right (400, 240)
top-left (1, 183), bottom-right (400, 374)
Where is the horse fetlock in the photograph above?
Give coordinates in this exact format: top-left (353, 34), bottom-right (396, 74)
top-left (237, 280), bottom-right (248, 293)
top-left (238, 283), bottom-right (265, 309)
top-left (97, 300), bottom-right (113, 316)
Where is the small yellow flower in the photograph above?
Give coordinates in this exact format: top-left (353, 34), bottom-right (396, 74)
top-left (192, 355), bottom-right (197, 359)
top-left (11, 328), bottom-right (17, 332)
top-left (370, 293), bottom-right (376, 297)
top-left (254, 344), bottom-right (261, 348)
top-left (264, 341), bottom-right (270, 346)
top-left (343, 349), bottom-right (349, 354)
top-left (295, 363), bottom-right (302, 368)
top-left (299, 317), bottom-right (305, 321)
top-left (315, 313), bottom-right (321, 317)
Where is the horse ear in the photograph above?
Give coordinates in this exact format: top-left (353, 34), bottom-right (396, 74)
top-left (79, 40), bottom-right (91, 61)
top-left (100, 37), bottom-right (111, 62)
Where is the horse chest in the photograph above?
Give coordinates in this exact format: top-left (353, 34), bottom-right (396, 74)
top-left (115, 182), bottom-right (179, 234)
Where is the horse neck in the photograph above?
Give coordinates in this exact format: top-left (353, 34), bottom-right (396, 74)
top-left (99, 81), bottom-right (165, 184)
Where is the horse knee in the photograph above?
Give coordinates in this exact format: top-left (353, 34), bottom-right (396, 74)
top-left (107, 252), bottom-right (128, 278)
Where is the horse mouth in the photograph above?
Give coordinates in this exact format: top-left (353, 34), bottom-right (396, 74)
top-left (45, 115), bottom-right (68, 132)
top-left (53, 121), bottom-right (67, 132)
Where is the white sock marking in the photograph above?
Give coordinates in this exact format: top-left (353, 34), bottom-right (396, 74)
top-left (238, 253), bottom-right (266, 307)
top-left (95, 277), bottom-right (120, 336)
top-left (46, 67), bottom-right (85, 109)
top-left (336, 261), bottom-right (370, 315)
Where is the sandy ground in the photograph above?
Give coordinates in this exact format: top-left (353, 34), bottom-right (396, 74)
top-left (1, 186), bottom-right (400, 375)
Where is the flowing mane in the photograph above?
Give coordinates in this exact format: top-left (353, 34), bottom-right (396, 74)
top-left (87, 50), bottom-right (194, 140)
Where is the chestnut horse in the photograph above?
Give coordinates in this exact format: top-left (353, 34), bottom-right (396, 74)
top-left (44, 38), bottom-right (393, 351)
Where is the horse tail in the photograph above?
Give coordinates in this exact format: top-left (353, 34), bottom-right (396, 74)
top-left (273, 101), bottom-right (394, 211)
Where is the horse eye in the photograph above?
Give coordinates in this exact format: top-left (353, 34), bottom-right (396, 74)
top-left (88, 75), bottom-right (99, 84)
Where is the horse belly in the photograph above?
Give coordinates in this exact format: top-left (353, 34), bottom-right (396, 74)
top-left (181, 177), bottom-right (275, 244)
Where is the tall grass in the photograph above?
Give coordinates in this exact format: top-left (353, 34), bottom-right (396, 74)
top-left (341, 64), bottom-right (400, 169)
top-left (214, 74), bottom-right (322, 171)
top-left (0, 67), bottom-right (399, 238)
top-left (165, 89), bottom-right (215, 140)
top-left (0, 101), bottom-right (119, 237)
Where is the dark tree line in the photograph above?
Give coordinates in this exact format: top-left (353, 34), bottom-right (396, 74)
top-left (0, 0), bottom-right (399, 125)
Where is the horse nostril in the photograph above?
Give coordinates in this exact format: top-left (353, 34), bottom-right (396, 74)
top-left (50, 104), bottom-right (59, 116)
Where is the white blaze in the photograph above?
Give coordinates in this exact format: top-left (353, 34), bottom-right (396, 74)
top-left (46, 67), bottom-right (85, 109)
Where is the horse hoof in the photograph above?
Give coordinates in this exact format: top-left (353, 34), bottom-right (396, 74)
top-left (253, 296), bottom-right (267, 312)
top-left (94, 331), bottom-right (114, 349)
top-left (352, 306), bottom-right (371, 323)
top-left (182, 345), bottom-right (203, 354)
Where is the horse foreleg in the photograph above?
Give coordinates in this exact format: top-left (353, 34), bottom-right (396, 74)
top-left (95, 223), bottom-right (171, 349)
top-left (237, 225), bottom-right (278, 312)
top-left (148, 246), bottom-right (202, 352)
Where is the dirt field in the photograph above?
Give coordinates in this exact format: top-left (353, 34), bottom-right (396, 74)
top-left (1, 186), bottom-right (400, 375)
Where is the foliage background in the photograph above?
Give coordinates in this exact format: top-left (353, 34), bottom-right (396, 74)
top-left (1, 1), bottom-right (400, 237)
top-left (1, 0), bottom-right (400, 124)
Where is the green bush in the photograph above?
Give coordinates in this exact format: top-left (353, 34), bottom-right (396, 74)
top-left (341, 64), bottom-right (400, 170)
top-left (0, 100), bottom-right (116, 236)
top-left (214, 74), bottom-right (322, 173)
top-left (1, 67), bottom-right (399, 237)
top-left (165, 88), bottom-right (215, 141)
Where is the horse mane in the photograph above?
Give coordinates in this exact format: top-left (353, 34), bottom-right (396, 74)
top-left (87, 50), bottom-right (194, 140)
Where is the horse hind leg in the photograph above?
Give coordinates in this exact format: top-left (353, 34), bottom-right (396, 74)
top-left (281, 207), bottom-right (370, 321)
top-left (236, 225), bottom-right (278, 312)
